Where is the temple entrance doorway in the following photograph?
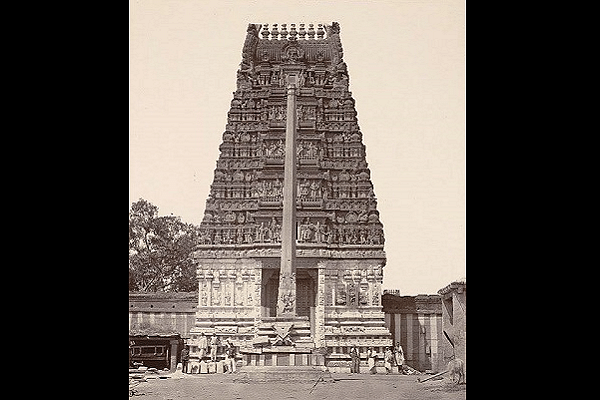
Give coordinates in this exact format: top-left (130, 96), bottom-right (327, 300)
top-left (296, 268), bottom-right (317, 337)
top-left (260, 267), bottom-right (318, 337)
top-left (262, 269), bottom-right (279, 317)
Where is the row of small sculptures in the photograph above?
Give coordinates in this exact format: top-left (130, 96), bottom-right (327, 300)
top-left (237, 61), bottom-right (349, 90)
top-left (208, 184), bottom-right (374, 202)
top-left (215, 157), bottom-right (368, 172)
top-left (202, 205), bottom-right (379, 226)
top-left (213, 170), bottom-right (372, 184)
top-left (219, 141), bottom-right (363, 161)
top-left (332, 284), bottom-right (381, 307)
top-left (226, 104), bottom-right (321, 122)
top-left (230, 95), bottom-right (354, 112)
top-left (198, 219), bottom-right (384, 246)
top-left (221, 128), bottom-right (362, 146)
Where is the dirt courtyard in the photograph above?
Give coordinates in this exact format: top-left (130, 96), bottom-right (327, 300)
top-left (130, 371), bottom-right (466, 400)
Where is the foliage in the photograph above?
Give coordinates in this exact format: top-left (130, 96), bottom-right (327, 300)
top-left (129, 198), bottom-right (198, 292)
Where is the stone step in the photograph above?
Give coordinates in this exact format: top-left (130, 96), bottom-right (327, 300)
top-left (234, 365), bottom-right (332, 383)
top-left (241, 351), bottom-right (325, 367)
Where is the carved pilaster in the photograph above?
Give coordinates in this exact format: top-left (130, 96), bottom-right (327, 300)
top-left (314, 263), bottom-right (326, 348)
top-left (205, 269), bottom-right (213, 306)
top-left (253, 267), bottom-right (262, 330)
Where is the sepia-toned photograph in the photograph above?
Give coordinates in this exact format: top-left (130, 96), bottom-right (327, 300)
top-left (130, 1), bottom-right (465, 398)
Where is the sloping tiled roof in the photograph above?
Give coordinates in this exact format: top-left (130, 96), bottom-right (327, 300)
top-left (381, 293), bottom-right (442, 314)
top-left (129, 291), bottom-right (198, 300)
top-left (129, 322), bottom-right (182, 337)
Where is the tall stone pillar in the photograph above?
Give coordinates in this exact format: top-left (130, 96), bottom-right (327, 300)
top-left (277, 76), bottom-right (298, 317)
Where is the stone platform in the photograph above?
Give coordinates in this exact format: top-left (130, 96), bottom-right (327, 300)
top-left (239, 316), bottom-right (325, 367)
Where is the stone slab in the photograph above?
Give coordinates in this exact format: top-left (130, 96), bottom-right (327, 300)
top-left (261, 346), bottom-right (313, 353)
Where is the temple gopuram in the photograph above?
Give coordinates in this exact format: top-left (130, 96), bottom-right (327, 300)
top-left (189, 22), bottom-right (392, 369)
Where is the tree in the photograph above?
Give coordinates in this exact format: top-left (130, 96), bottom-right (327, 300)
top-left (129, 198), bottom-right (198, 292)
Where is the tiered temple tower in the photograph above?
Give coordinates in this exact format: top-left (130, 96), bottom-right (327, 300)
top-left (190, 22), bottom-right (392, 369)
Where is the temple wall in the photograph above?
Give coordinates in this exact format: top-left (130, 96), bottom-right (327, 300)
top-left (320, 260), bottom-right (391, 354)
top-left (128, 290), bottom-right (425, 350)
top-left (128, 292), bottom-right (197, 338)
top-left (194, 259), bottom-right (263, 333)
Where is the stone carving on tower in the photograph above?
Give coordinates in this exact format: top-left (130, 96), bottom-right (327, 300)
top-left (190, 22), bottom-right (391, 368)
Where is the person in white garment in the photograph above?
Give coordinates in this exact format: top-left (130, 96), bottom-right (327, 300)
top-left (395, 343), bottom-right (406, 374)
top-left (367, 347), bottom-right (377, 374)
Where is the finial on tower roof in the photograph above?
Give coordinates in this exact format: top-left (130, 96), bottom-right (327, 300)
top-left (289, 24), bottom-right (297, 40)
top-left (298, 23), bottom-right (306, 39)
top-left (316, 24), bottom-right (325, 39)
top-left (271, 24), bottom-right (279, 39)
top-left (331, 21), bottom-right (340, 34)
top-left (247, 23), bottom-right (259, 35)
top-left (261, 24), bottom-right (270, 39)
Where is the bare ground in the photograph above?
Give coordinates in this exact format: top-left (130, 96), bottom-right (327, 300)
top-left (130, 371), bottom-right (466, 400)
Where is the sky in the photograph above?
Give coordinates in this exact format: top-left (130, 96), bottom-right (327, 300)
top-left (129, 0), bottom-right (465, 295)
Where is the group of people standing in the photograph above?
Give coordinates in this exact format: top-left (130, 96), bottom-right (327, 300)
top-left (180, 332), bottom-right (237, 374)
top-left (349, 343), bottom-right (406, 374)
top-left (181, 337), bottom-right (408, 375)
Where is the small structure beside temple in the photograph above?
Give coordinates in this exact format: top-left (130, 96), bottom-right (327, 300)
top-left (382, 291), bottom-right (444, 373)
top-left (438, 278), bottom-right (466, 381)
top-left (128, 292), bottom-right (195, 371)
